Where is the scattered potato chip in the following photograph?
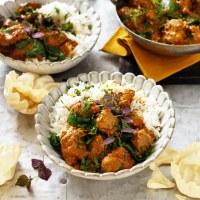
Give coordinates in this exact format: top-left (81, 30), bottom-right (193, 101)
top-left (0, 144), bottom-right (22, 185)
top-left (171, 142), bottom-right (200, 199)
top-left (175, 194), bottom-right (187, 200)
top-left (4, 71), bottom-right (58, 114)
top-left (150, 147), bottom-right (177, 170)
top-left (147, 167), bottom-right (175, 189)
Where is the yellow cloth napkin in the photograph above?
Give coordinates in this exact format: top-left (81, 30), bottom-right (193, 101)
top-left (101, 27), bottom-right (200, 82)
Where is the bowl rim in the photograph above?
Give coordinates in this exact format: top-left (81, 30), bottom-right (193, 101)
top-left (0, 0), bottom-right (101, 73)
top-left (35, 71), bottom-right (176, 180)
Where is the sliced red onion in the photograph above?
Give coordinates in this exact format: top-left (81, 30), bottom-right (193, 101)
top-left (24, 26), bottom-right (32, 33)
top-left (122, 117), bottom-right (133, 124)
top-left (121, 106), bottom-right (131, 116)
top-left (102, 137), bottom-right (115, 145)
top-left (121, 128), bottom-right (135, 133)
top-left (102, 93), bottom-right (113, 102)
top-left (115, 132), bottom-right (121, 139)
top-left (95, 100), bottom-right (101, 105)
top-left (104, 102), bottom-right (115, 110)
top-left (0, 15), bottom-right (5, 27)
top-left (32, 32), bottom-right (44, 38)
top-left (37, 14), bottom-right (42, 19)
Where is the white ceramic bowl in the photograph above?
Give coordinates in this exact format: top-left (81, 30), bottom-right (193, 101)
top-left (0, 0), bottom-right (101, 74)
top-left (35, 71), bottom-right (175, 180)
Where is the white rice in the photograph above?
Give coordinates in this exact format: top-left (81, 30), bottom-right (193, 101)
top-left (49, 81), bottom-right (164, 137)
top-left (37, 1), bottom-right (93, 56)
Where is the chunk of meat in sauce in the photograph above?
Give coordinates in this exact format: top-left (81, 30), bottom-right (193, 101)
top-left (162, 19), bottom-right (188, 45)
top-left (131, 128), bottom-right (155, 155)
top-left (130, 110), bottom-right (144, 129)
top-left (128, 0), bottom-right (152, 8)
top-left (179, 0), bottom-right (200, 17)
top-left (3, 19), bottom-right (17, 28)
top-left (60, 40), bottom-right (78, 57)
top-left (118, 89), bottom-right (135, 108)
top-left (70, 102), bottom-right (85, 116)
top-left (9, 48), bottom-right (26, 61)
top-left (61, 126), bottom-right (88, 166)
top-left (95, 108), bottom-right (119, 135)
top-left (188, 25), bottom-right (200, 44)
top-left (88, 134), bottom-right (106, 161)
top-left (17, 2), bottom-right (41, 14)
top-left (45, 31), bottom-right (67, 46)
top-left (118, 7), bottom-right (145, 33)
top-left (89, 104), bottom-right (100, 115)
top-left (0, 25), bottom-right (28, 47)
top-left (101, 147), bottom-right (135, 172)
top-left (9, 42), bottom-right (32, 61)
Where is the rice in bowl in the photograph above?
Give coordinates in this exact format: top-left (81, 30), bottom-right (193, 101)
top-left (49, 80), bottom-right (164, 173)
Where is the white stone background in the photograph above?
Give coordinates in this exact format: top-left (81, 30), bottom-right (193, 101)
top-left (0, 0), bottom-right (199, 199)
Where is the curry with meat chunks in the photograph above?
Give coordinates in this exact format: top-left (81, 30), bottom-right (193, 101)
top-left (49, 86), bottom-right (158, 173)
top-left (0, 1), bottom-right (92, 61)
top-left (118, 0), bottom-right (200, 45)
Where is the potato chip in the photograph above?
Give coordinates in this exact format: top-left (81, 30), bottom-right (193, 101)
top-left (0, 144), bottom-right (22, 185)
top-left (175, 194), bottom-right (187, 200)
top-left (33, 75), bottom-right (58, 91)
top-left (147, 167), bottom-right (175, 189)
top-left (4, 71), bottom-right (58, 114)
top-left (150, 147), bottom-right (177, 170)
top-left (171, 142), bottom-right (200, 198)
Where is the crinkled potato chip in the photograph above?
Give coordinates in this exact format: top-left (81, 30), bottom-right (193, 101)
top-left (150, 147), bottom-right (177, 170)
top-left (171, 142), bottom-right (200, 198)
top-left (4, 71), bottom-right (58, 114)
top-left (0, 144), bottom-right (22, 185)
top-left (147, 167), bottom-right (175, 189)
top-left (175, 194), bottom-right (187, 200)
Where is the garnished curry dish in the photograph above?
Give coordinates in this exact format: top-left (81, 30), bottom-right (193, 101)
top-left (49, 81), bottom-right (162, 173)
top-left (118, 0), bottom-right (200, 45)
top-left (0, 1), bottom-right (92, 62)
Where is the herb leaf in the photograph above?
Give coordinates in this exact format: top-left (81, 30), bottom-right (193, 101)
top-left (80, 158), bottom-right (91, 170)
top-left (94, 157), bottom-right (100, 169)
top-left (43, 37), bottom-right (65, 61)
top-left (15, 38), bottom-right (31, 49)
top-left (119, 141), bottom-right (153, 163)
top-left (61, 21), bottom-right (74, 33)
top-left (28, 39), bottom-right (46, 57)
top-left (31, 159), bottom-right (43, 169)
top-left (15, 175), bottom-right (32, 190)
top-left (38, 165), bottom-right (52, 181)
top-left (49, 132), bottom-right (61, 151)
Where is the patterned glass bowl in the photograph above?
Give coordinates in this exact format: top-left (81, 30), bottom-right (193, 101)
top-left (35, 71), bottom-right (175, 180)
top-left (0, 0), bottom-right (101, 74)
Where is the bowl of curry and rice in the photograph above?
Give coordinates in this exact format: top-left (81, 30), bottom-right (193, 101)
top-left (35, 71), bottom-right (175, 180)
top-left (0, 0), bottom-right (100, 74)
top-left (113, 0), bottom-right (200, 55)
